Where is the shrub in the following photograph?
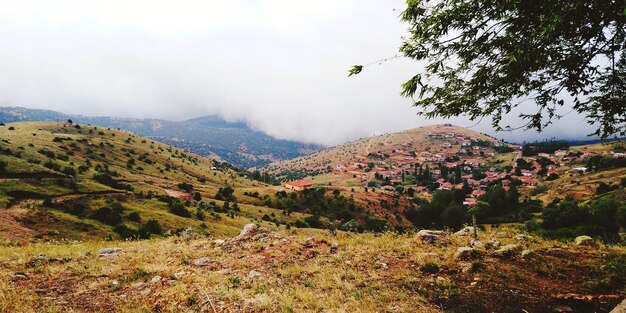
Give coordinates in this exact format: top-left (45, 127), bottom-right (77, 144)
top-left (169, 201), bottom-right (192, 218)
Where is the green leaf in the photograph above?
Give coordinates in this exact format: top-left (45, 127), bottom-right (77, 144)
top-left (347, 65), bottom-right (363, 77)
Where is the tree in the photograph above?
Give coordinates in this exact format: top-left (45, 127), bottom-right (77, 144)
top-left (350, 1), bottom-right (626, 138)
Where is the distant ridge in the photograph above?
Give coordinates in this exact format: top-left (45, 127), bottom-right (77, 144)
top-left (0, 106), bottom-right (322, 168)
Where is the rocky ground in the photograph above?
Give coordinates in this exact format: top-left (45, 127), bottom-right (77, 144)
top-left (1, 224), bottom-right (625, 312)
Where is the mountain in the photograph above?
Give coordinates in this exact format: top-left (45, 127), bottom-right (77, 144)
top-left (0, 107), bottom-right (323, 168)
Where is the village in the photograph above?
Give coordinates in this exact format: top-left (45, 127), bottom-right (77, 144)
top-left (282, 127), bottom-right (626, 208)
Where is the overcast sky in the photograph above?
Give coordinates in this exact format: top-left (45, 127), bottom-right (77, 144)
top-left (0, 0), bottom-right (596, 146)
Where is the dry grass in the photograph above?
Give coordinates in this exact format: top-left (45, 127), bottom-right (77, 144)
top-left (1, 225), bottom-right (624, 312)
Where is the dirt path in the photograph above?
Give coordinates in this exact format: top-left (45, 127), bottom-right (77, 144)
top-left (0, 203), bottom-right (34, 242)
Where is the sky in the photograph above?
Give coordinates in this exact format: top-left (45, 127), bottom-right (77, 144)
top-left (0, 0), bottom-right (596, 146)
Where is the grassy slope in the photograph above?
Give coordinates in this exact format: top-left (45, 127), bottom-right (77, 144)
top-left (0, 225), bottom-right (624, 312)
top-left (0, 122), bottom-right (304, 241)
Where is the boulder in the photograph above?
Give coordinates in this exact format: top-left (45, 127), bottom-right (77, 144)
top-left (235, 224), bottom-right (261, 241)
top-left (454, 247), bottom-right (478, 260)
top-left (470, 239), bottom-right (485, 249)
top-left (610, 298), bottom-right (626, 313)
top-left (521, 249), bottom-right (533, 259)
top-left (192, 257), bottom-right (213, 266)
top-left (575, 235), bottom-right (594, 246)
top-left (492, 244), bottom-right (521, 258)
top-left (98, 248), bottom-right (122, 257)
top-left (455, 226), bottom-right (475, 237)
top-left (417, 230), bottom-right (446, 244)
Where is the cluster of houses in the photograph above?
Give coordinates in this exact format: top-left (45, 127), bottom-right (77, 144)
top-left (282, 129), bottom-right (625, 209)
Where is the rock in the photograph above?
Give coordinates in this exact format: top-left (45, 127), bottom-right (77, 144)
top-left (170, 271), bottom-right (186, 280)
top-left (515, 234), bottom-right (528, 241)
top-left (131, 281), bottom-right (145, 288)
top-left (212, 239), bottom-right (225, 246)
top-left (26, 253), bottom-right (48, 267)
top-left (492, 244), bottom-right (521, 258)
top-left (470, 239), bottom-right (485, 249)
top-left (192, 257), bottom-right (213, 266)
top-left (235, 224), bottom-right (262, 241)
top-left (98, 248), bottom-right (122, 257)
top-left (417, 230), bottom-right (446, 244)
top-left (610, 298), bottom-right (626, 313)
top-left (454, 247), bottom-right (478, 260)
top-left (484, 240), bottom-right (501, 250)
top-left (14, 272), bottom-right (29, 280)
top-left (378, 262), bottom-right (388, 269)
top-left (248, 270), bottom-right (262, 279)
top-left (150, 276), bottom-right (162, 283)
top-left (303, 237), bottom-right (318, 248)
top-left (521, 249), bottom-right (533, 258)
top-left (455, 226), bottom-right (475, 237)
top-left (215, 269), bottom-right (233, 275)
top-left (222, 224), bottom-right (274, 250)
top-left (575, 235), bottom-right (594, 246)
top-left (330, 242), bottom-right (339, 254)
top-left (552, 304), bottom-right (573, 312)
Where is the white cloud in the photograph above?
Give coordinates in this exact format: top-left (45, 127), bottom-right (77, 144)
top-left (0, 0), bottom-right (596, 146)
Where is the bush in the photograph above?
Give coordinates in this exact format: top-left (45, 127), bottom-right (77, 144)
top-left (92, 205), bottom-right (124, 226)
top-left (169, 201), bottom-right (192, 218)
top-left (127, 211), bottom-right (141, 222)
top-left (139, 219), bottom-right (163, 238)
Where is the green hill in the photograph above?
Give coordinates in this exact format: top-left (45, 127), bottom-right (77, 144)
top-left (0, 121), bottom-right (309, 241)
top-left (0, 107), bottom-right (322, 168)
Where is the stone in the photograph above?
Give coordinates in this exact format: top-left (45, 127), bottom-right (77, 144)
top-left (131, 282), bottom-right (145, 288)
top-left (192, 257), bottom-right (213, 266)
top-left (417, 230), bottom-right (446, 244)
top-left (470, 239), bottom-right (485, 249)
top-left (98, 248), bottom-right (122, 257)
top-left (150, 276), bottom-right (162, 283)
top-left (212, 239), bottom-right (225, 246)
top-left (248, 270), bottom-right (262, 278)
top-left (460, 263), bottom-right (474, 273)
top-left (303, 237), bottom-right (318, 248)
top-left (454, 247), bottom-right (478, 260)
top-left (492, 244), bottom-right (521, 258)
top-left (234, 224), bottom-right (261, 241)
top-left (521, 249), bottom-right (533, 258)
top-left (215, 269), bottom-right (233, 275)
top-left (171, 271), bottom-right (186, 280)
top-left (330, 242), bottom-right (339, 254)
top-left (14, 272), bottom-right (29, 280)
top-left (610, 298), bottom-right (626, 313)
top-left (484, 240), bottom-right (501, 250)
top-left (455, 226), bottom-right (475, 237)
top-left (575, 235), bottom-right (594, 246)
top-left (27, 253), bottom-right (48, 267)
top-left (515, 234), bottom-right (528, 241)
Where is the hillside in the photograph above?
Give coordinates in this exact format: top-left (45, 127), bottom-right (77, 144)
top-left (261, 124), bottom-right (504, 176)
top-left (0, 107), bottom-right (322, 168)
top-left (1, 223), bottom-right (625, 312)
top-left (0, 121), bottom-right (313, 241)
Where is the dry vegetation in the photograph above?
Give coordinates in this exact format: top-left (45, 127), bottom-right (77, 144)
top-left (1, 224), bottom-right (624, 312)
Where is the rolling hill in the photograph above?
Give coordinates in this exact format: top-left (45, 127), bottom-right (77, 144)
top-left (0, 107), bottom-right (322, 168)
top-left (0, 121), bottom-right (314, 241)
